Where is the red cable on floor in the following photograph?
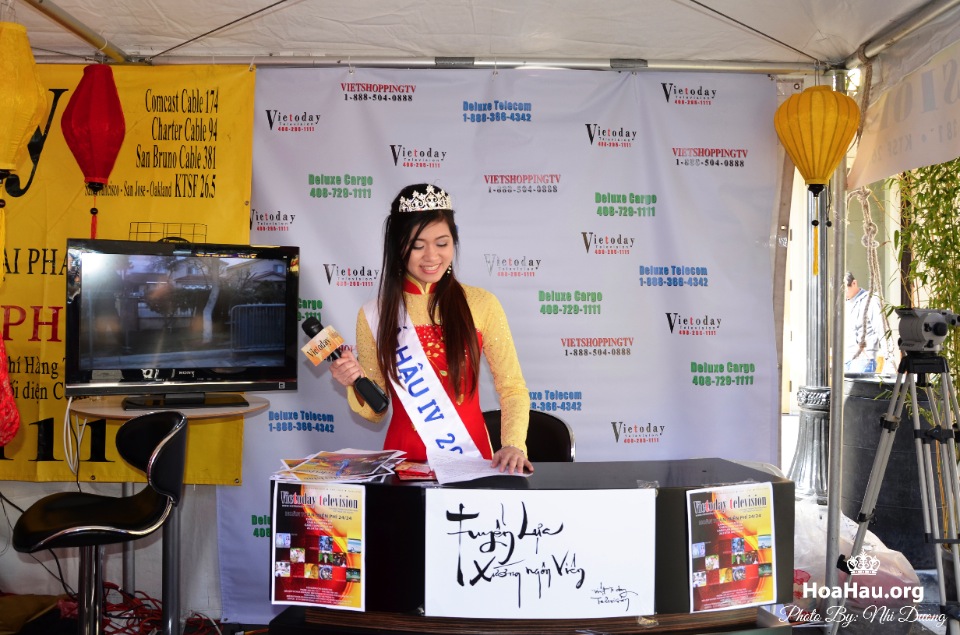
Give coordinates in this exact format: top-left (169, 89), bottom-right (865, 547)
top-left (57, 581), bottom-right (226, 635)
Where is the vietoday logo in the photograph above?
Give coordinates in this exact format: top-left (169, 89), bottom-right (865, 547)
top-left (660, 81), bottom-right (718, 105)
top-left (581, 231), bottom-right (635, 255)
top-left (322, 264), bottom-right (380, 288)
top-left (611, 420), bottom-right (666, 445)
top-left (665, 312), bottom-right (722, 336)
top-left (484, 253), bottom-right (541, 278)
top-left (389, 144), bottom-right (448, 169)
top-left (584, 123), bottom-right (638, 148)
top-left (263, 108), bottom-right (321, 132)
top-left (251, 207), bottom-right (296, 232)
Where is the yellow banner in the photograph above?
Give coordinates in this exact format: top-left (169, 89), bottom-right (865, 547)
top-left (0, 65), bottom-right (254, 484)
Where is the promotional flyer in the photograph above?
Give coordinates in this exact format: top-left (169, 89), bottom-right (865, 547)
top-left (687, 482), bottom-right (776, 612)
top-left (271, 481), bottom-right (365, 610)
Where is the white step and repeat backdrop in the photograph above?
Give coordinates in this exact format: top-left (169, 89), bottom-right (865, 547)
top-left (218, 67), bottom-right (780, 623)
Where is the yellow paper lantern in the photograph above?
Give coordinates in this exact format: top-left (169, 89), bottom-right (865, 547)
top-left (0, 21), bottom-right (46, 174)
top-left (0, 21), bottom-right (46, 287)
top-left (774, 85), bottom-right (860, 197)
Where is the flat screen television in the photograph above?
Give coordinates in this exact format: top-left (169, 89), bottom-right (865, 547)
top-left (65, 238), bottom-right (300, 410)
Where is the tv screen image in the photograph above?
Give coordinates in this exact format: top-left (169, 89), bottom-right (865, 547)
top-left (65, 239), bottom-right (300, 409)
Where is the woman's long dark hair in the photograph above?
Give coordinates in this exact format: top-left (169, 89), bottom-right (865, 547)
top-left (376, 184), bottom-right (479, 398)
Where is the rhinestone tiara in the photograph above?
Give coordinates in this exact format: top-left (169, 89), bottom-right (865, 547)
top-left (398, 185), bottom-right (452, 213)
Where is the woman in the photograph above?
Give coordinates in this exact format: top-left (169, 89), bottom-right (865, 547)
top-left (330, 183), bottom-right (532, 474)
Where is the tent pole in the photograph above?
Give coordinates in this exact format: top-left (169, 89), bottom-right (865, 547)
top-left (20, 0), bottom-right (129, 62)
top-left (824, 70), bottom-right (851, 606)
top-left (134, 55), bottom-right (819, 73)
top-left (844, 0), bottom-right (960, 68)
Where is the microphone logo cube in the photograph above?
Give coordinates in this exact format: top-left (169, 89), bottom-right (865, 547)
top-left (301, 325), bottom-right (345, 366)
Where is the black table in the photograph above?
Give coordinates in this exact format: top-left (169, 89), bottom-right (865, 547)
top-left (271, 458), bottom-right (795, 634)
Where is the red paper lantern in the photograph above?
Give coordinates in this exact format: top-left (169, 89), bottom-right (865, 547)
top-left (61, 64), bottom-right (125, 237)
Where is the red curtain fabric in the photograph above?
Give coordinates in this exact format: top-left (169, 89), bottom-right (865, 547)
top-left (0, 339), bottom-right (20, 446)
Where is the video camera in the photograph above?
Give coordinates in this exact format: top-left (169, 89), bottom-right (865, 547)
top-left (896, 308), bottom-right (959, 353)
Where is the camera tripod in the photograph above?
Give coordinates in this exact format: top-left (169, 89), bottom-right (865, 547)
top-left (832, 350), bottom-right (960, 635)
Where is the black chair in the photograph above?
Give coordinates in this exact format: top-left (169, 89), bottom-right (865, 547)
top-left (13, 410), bottom-right (188, 635)
top-left (483, 409), bottom-right (575, 462)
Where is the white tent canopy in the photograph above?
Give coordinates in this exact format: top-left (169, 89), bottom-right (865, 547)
top-left (14, 0), bottom-right (960, 172)
top-left (14, 0), bottom-right (960, 164)
top-left (10, 0), bottom-right (957, 77)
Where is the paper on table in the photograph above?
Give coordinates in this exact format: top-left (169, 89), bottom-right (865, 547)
top-left (273, 448), bottom-right (406, 483)
top-left (429, 454), bottom-right (532, 485)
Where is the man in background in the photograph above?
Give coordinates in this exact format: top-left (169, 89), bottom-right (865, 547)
top-left (844, 272), bottom-right (888, 374)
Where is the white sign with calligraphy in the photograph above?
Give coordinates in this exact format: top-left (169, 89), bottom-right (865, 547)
top-left (424, 488), bottom-right (655, 618)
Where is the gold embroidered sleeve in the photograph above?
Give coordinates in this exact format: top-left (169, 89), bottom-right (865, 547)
top-left (470, 287), bottom-right (530, 454)
top-left (345, 308), bottom-right (388, 423)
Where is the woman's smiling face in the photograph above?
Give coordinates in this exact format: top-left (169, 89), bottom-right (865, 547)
top-left (406, 219), bottom-right (454, 286)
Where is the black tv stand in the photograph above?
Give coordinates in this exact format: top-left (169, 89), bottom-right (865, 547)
top-left (121, 392), bottom-right (250, 410)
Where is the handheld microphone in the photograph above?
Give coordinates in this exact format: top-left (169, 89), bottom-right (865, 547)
top-left (300, 317), bottom-right (389, 414)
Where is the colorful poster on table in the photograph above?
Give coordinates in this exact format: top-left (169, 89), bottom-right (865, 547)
top-left (687, 482), bottom-right (776, 612)
top-left (424, 487), bottom-right (656, 618)
top-left (271, 481), bottom-right (365, 610)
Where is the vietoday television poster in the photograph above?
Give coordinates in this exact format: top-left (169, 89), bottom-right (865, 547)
top-left (687, 482), bottom-right (776, 612)
top-left (271, 481), bottom-right (365, 610)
